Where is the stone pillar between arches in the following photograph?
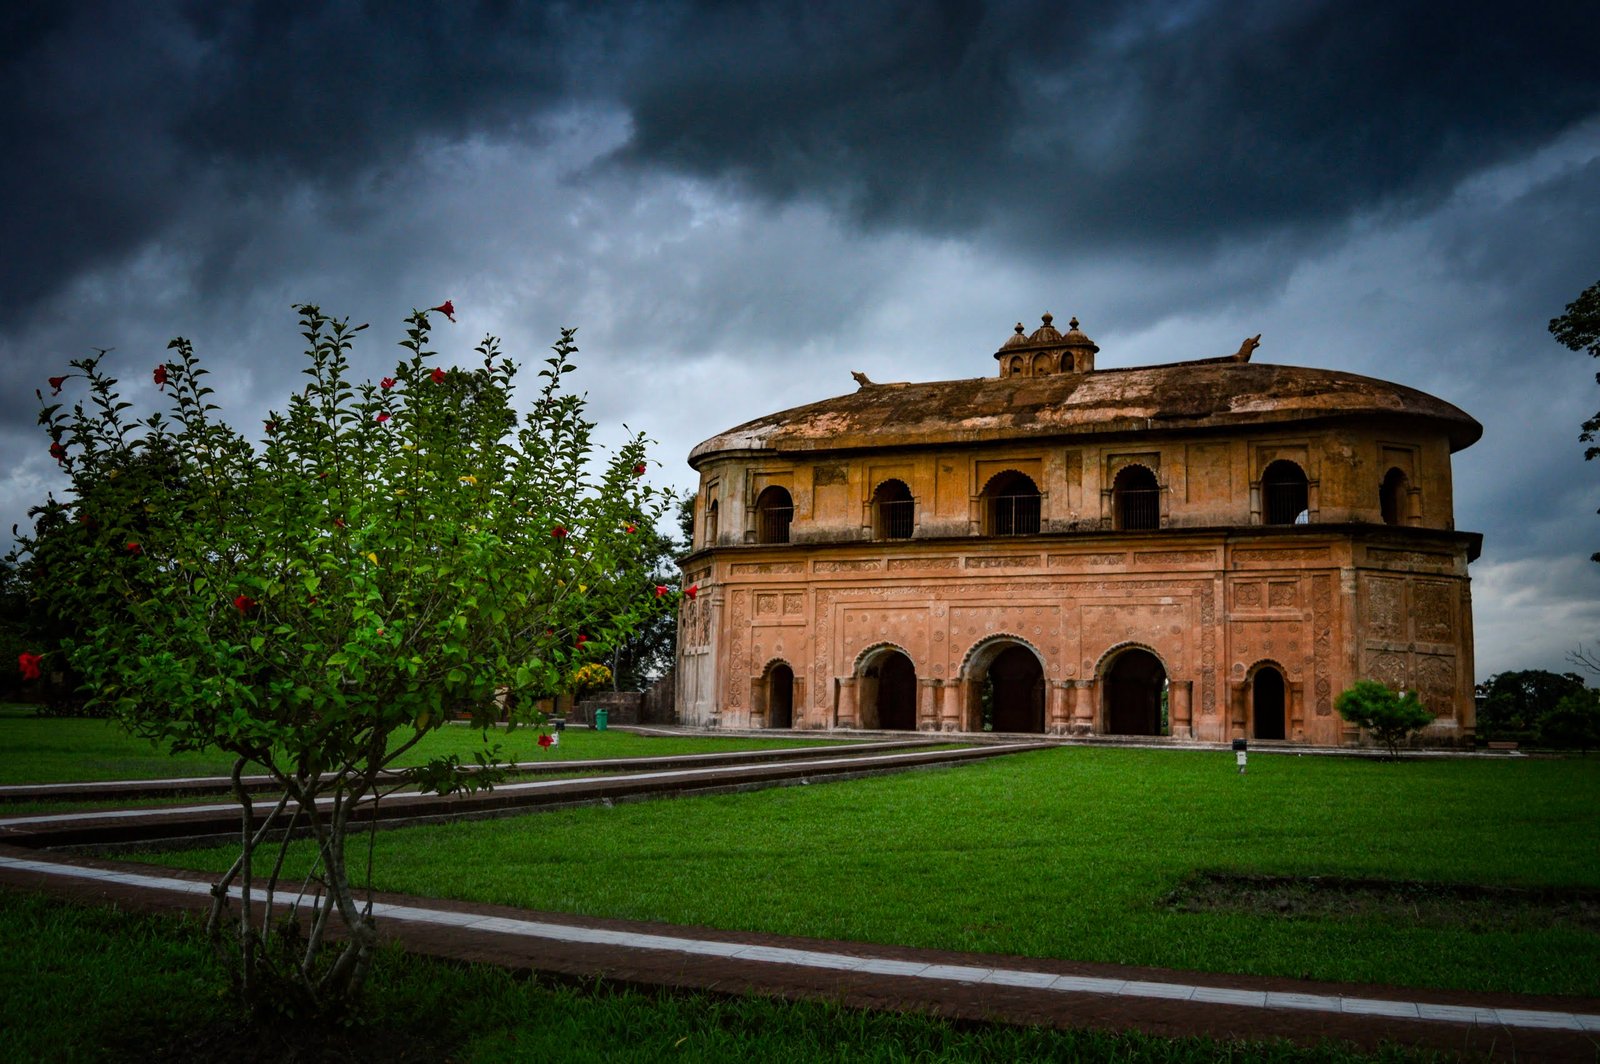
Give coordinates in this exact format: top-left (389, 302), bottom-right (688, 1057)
top-left (1289, 680), bottom-right (1305, 741)
top-left (939, 680), bottom-right (961, 732)
top-left (1169, 679), bottom-right (1193, 738)
top-left (837, 677), bottom-right (858, 730)
top-left (1071, 680), bottom-right (1096, 735)
top-left (1047, 680), bottom-right (1071, 734)
top-left (918, 678), bottom-right (941, 731)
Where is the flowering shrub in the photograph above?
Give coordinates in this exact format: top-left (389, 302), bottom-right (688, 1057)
top-left (569, 661), bottom-right (612, 691)
top-left (17, 304), bottom-right (675, 1012)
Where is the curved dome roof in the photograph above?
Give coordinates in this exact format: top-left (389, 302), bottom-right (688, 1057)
top-left (688, 361), bottom-right (1482, 467)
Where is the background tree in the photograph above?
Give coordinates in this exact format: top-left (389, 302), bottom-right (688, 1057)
top-left (1475, 669), bottom-right (1588, 745)
top-left (1550, 277), bottom-right (1600, 560)
top-left (1541, 687), bottom-right (1600, 754)
top-left (606, 493), bottom-right (695, 691)
top-left (1335, 680), bottom-right (1433, 757)
top-left (14, 305), bottom-right (674, 1017)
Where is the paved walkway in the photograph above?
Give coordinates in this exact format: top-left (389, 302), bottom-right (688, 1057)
top-left (2, 845), bottom-right (1596, 1060)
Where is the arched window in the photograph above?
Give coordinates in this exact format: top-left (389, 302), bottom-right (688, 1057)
top-left (982, 471), bottom-right (1040, 536)
top-left (1031, 352), bottom-right (1052, 376)
top-left (1380, 468), bottom-right (1409, 526)
top-left (705, 498), bottom-right (718, 547)
top-left (755, 486), bottom-right (793, 544)
top-left (1262, 461), bottom-right (1309, 526)
top-left (872, 479), bottom-right (914, 540)
top-left (1008, 355), bottom-right (1023, 376)
top-left (1113, 465), bottom-right (1160, 531)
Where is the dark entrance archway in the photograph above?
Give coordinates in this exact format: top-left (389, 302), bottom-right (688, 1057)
top-left (868, 651), bottom-right (918, 731)
top-left (1252, 666), bottom-right (1286, 740)
top-left (1104, 649), bottom-right (1167, 736)
top-left (768, 663), bottom-right (794, 729)
top-left (987, 645), bottom-right (1045, 732)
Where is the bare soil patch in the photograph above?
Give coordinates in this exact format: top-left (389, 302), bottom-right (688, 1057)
top-left (1164, 872), bottom-right (1600, 934)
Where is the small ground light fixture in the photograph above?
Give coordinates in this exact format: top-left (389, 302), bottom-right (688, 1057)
top-left (1232, 738), bottom-right (1247, 774)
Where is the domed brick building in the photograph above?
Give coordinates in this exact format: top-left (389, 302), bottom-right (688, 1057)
top-left (675, 315), bottom-right (1482, 746)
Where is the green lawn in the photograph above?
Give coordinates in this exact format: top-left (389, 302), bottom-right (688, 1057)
top-left (0, 892), bottom-right (1445, 1063)
top-left (142, 747), bottom-right (1600, 996)
top-left (0, 703), bottom-right (848, 785)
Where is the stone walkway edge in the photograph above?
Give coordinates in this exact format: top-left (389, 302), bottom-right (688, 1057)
top-left (3, 852), bottom-right (1596, 1036)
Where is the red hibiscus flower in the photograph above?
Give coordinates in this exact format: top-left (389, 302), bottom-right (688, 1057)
top-left (633, 462), bottom-right (646, 476)
top-left (430, 367), bottom-right (446, 384)
top-left (153, 365), bottom-right (168, 389)
top-left (381, 377), bottom-right (396, 391)
top-left (685, 584), bottom-right (699, 600)
top-left (48, 376), bottom-right (67, 395)
top-left (18, 652), bottom-right (42, 681)
top-left (264, 419), bottom-right (278, 434)
top-left (654, 584), bottom-right (669, 598)
top-left (537, 733), bottom-right (553, 749)
top-left (333, 518), bottom-right (346, 529)
top-left (125, 542), bottom-right (142, 555)
top-left (376, 412), bottom-right (391, 424)
top-left (233, 594), bottom-right (256, 614)
top-left (552, 525), bottom-right (568, 539)
top-left (49, 441), bottom-right (66, 465)
top-left (575, 634), bottom-right (588, 648)
top-left (430, 300), bottom-right (456, 323)
top-left (625, 524), bottom-right (637, 534)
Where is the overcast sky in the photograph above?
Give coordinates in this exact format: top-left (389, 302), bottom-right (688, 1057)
top-left (5, 0), bottom-right (1599, 680)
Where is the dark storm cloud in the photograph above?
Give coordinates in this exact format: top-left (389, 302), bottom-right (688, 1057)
top-left (0, 0), bottom-right (579, 329)
top-left (613, 0), bottom-right (1600, 250)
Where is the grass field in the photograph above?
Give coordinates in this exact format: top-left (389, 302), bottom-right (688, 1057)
top-left (0, 891), bottom-right (1446, 1063)
top-left (0, 702), bottom-right (848, 785)
top-left (140, 746), bottom-right (1600, 997)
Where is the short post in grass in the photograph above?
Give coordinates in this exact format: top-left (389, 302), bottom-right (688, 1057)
top-left (1232, 737), bottom-right (1247, 774)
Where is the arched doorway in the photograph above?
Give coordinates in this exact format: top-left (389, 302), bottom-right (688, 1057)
top-left (1379, 468), bottom-right (1409, 526)
top-left (1113, 465), bottom-right (1160, 531)
top-left (768, 663), bottom-right (794, 729)
top-left (1104, 649), bottom-right (1167, 736)
top-left (986, 645), bottom-right (1045, 732)
top-left (1252, 666), bottom-right (1286, 740)
top-left (1262, 460), bottom-right (1309, 525)
top-left (755, 486), bottom-right (793, 544)
top-left (861, 650), bottom-right (917, 730)
top-left (980, 470), bottom-right (1041, 536)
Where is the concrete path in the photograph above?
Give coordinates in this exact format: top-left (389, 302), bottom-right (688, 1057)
top-left (1, 845), bottom-right (1595, 1061)
top-left (0, 741), bottom-right (1047, 850)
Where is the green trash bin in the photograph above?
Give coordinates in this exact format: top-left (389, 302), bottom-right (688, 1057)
top-left (594, 708), bottom-right (608, 731)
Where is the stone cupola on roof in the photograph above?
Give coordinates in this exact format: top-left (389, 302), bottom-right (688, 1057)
top-left (995, 313), bottom-right (1099, 377)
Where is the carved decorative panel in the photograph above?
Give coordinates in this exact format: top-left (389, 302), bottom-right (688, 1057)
top-left (1366, 650), bottom-right (1407, 690)
top-left (729, 591), bottom-right (748, 707)
top-left (756, 593), bottom-right (781, 616)
top-left (1368, 548), bottom-right (1454, 571)
top-left (1268, 582), bottom-right (1297, 608)
top-left (1367, 578), bottom-right (1404, 642)
top-left (1048, 553), bottom-right (1125, 568)
top-left (1234, 582), bottom-right (1263, 608)
top-left (730, 561), bottom-right (805, 575)
top-left (1235, 547), bottom-right (1331, 564)
top-left (888, 557), bottom-right (959, 570)
top-left (783, 593), bottom-right (805, 615)
top-left (1413, 582), bottom-right (1454, 644)
top-left (1312, 574), bottom-right (1333, 715)
top-left (965, 555), bottom-right (1041, 569)
top-left (1135, 550), bottom-right (1213, 566)
top-left (1415, 654), bottom-right (1455, 718)
top-left (815, 559), bottom-right (882, 573)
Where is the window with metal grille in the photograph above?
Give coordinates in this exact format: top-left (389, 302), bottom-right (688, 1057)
top-left (1113, 465), bottom-right (1160, 530)
top-left (1262, 461), bottom-right (1309, 525)
top-left (872, 479), bottom-right (914, 539)
top-left (982, 472), bottom-right (1041, 536)
top-left (755, 487), bottom-right (793, 544)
